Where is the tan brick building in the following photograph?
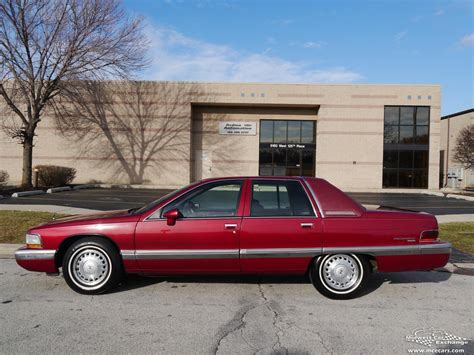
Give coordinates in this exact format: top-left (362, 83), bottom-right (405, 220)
top-left (440, 108), bottom-right (474, 189)
top-left (0, 82), bottom-right (442, 191)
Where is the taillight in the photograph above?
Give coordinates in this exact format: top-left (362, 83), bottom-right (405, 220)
top-left (420, 230), bottom-right (439, 242)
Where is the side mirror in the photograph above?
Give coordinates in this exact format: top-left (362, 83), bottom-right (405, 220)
top-left (163, 208), bottom-right (183, 226)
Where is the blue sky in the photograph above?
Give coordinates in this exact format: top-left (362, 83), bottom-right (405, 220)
top-left (124, 0), bottom-right (473, 115)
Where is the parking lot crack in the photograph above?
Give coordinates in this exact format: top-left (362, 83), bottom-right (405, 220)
top-left (257, 284), bottom-right (287, 354)
top-left (213, 302), bottom-right (259, 354)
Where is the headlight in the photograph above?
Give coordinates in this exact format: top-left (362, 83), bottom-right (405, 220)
top-left (26, 233), bottom-right (42, 248)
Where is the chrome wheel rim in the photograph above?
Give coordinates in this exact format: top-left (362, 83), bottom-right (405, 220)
top-left (320, 254), bottom-right (362, 293)
top-left (68, 246), bottom-right (112, 290)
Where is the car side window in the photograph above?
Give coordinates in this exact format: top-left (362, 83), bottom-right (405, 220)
top-left (161, 181), bottom-right (243, 218)
top-left (251, 180), bottom-right (314, 217)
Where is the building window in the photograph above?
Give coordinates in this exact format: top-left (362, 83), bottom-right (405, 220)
top-left (259, 120), bottom-right (316, 177)
top-left (383, 106), bottom-right (430, 188)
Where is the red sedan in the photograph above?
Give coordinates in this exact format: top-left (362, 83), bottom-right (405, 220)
top-left (15, 177), bottom-right (451, 299)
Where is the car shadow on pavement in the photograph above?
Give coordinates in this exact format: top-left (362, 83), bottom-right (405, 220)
top-left (359, 271), bottom-right (453, 297)
top-left (112, 271), bottom-right (453, 297)
top-left (112, 274), bottom-right (310, 293)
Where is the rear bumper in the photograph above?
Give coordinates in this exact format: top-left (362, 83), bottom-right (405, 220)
top-left (15, 248), bottom-right (58, 273)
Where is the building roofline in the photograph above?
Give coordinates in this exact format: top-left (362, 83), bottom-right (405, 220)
top-left (441, 108), bottom-right (474, 120)
top-left (169, 81), bottom-right (441, 87)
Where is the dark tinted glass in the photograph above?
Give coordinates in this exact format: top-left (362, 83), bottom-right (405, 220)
top-left (259, 166), bottom-right (272, 176)
top-left (399, 126), bottom-right (414, 144)
top-left (383, 169), bottom-right (398, 187)
top-left (287, 121), bottom-right (301, 143)
top-left (286, 150), bottom-right (301, 176)
top-left (400, 107), bottom-right (415, 125)
top-left (414, 150), bottom-right (429, 169)
top-left (259, 120), bottom-right (315, 177)
top-left (301, 150), bottom-right (315, 176)
top-left (399, 150), bottom-right (414, 169)
top-left (384, 126), bottom-right (398, 144)
top-left (383, 106), bottom-right (429, 189)
top-left (384, 107), bottom-right (399, 125)
top-left (413, 170), bottom-right (428, 188)
top-left (273, 148), bottom-right (286, 166)
top-left (260, 121), bottom-right (273, 143)
top-left (416, 107), bottom-right (429, 125)
top-left (301, 121), bottom-right (315, 143)
top-left (398, 170), bottom-right (414, 188)
top-left (415, 126), bottom-right (429, 144)
top-left (274, 121), bottom-right (287, 142)
top-left (383, 150), bottom-right (398, 169)
top-left (251, 181), bottom-right (314, 217)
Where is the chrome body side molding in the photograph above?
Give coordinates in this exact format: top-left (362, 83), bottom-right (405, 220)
top-left (240, 247), bottom-right (323, 258)
top-left (323, 242), bottom-right (452, 256)
top-left (121, 249), bottom-right (239, 260)
top-left (15, 249), bottom-right (56, 260)
top-left (121, 243), bottom-right (451, 261)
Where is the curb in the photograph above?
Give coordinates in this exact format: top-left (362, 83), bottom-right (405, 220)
top-left (421, 191), bottom-right (445, 197)
top-left (73, 184), bottom-right (100, 190)
top-left (46, 186), bottom-right (72, 193)
top-left (446, 194), bottom-right (474, 202)
top-left (11, 190), bottom-right (45, 198)
top-left (436, 214), bottom-right (474, 223)
top-left (0, 243), bottom-right (20, 259)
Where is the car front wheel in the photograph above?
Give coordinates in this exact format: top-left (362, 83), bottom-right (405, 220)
top-left (62, 237), bottom-right (122, 295)
top-left (309, 253), bottom-right (369, 299)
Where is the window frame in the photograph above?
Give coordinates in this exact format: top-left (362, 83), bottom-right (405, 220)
top-left (382, 105), bottom-right (430, 189)
top-left (146, 180), bottom-right (245, 220)
top-left (258, 119), bottom-right (316, 177)
top-left (247, 179), bottom-right (317, 218)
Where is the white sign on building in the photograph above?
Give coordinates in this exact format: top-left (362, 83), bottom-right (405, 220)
top-left (219, 121), bottom-right (257, 135)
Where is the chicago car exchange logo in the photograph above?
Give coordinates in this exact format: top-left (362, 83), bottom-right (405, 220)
top-left (406, 328), bottom-right (469, 347)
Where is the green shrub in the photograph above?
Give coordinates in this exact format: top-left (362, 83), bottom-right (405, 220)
top-left (0, 170), bottom-right (9, 186)
top-left (35, 165), bottom-right (76, 187)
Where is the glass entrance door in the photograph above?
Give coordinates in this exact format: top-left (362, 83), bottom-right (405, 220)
top-left (259, 120), bottom-right (316, 177)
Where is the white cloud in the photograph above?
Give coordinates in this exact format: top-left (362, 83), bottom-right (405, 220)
top-left (434, 9), bottom-right (444, 16)
top-left (394, 30), bottom-right (408, 43)
top-left (144, 26), bottom-right (363, 83)
top-left (460, 33), bottom-right (474, 47)
top-left (289, 41), bottom-right (326, 49)
top-left (302, 41), bottom-right (325, 49)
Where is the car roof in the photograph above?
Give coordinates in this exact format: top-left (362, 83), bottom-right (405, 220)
top-left (199, 176), bottom-right (324, 183)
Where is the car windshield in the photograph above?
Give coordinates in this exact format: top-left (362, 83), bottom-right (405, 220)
top-left (131, 183), bottom-right (198, 215)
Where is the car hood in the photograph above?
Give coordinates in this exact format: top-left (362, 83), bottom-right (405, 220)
top-left (42, 209), bottom-right (133, 225)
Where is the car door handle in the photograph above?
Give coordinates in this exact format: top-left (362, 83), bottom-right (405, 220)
top-left (225, 224), bottom-right (238, 229)
top-left (300, 223), bottom-right (313, 228)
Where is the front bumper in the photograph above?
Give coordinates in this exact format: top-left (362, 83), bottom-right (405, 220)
top-left (15, 248), bottom-right (58, 273)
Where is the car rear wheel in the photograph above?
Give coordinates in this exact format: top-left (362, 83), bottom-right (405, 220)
top-left (62, 237), bottom-right (122, 295)
top-left (309, 253), bottom-right (369, 299)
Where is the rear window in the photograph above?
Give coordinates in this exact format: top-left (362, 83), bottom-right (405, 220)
top-left (305, 178), bottom-right (364, 217)
top-left (251, 180), bottom-right (314, 217)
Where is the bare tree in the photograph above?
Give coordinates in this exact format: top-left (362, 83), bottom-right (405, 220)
top-left (54, 81), bottom-right (196, 184)
top-left (454, 124), bottom-right (474, 170)
top-left (0, 0), bottom-right (148, 186)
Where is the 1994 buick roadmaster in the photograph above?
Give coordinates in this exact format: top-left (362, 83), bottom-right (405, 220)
top-left (15, 177), bottom-right (451, 299)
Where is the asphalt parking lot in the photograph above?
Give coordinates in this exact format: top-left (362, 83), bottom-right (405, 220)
top-left (0, 259), bottom-right (471, 354)
top-left (1, 187), bottom-right (474, 215)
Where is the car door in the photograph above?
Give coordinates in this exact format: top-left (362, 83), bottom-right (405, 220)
top-left (240, 178), bottom-right (323, 273)
top-left (134, 179), bottom-right (246, 272)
